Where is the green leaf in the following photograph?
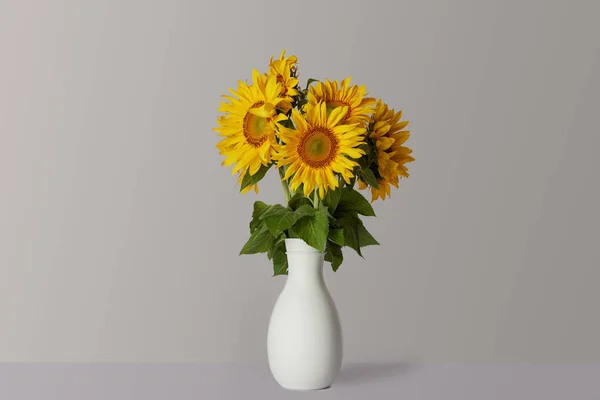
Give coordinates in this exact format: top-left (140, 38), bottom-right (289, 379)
top-left (271, 242), bottom-right (288, 276)
top-left (322, 187), bottom-right (342, 214)
top-left (297, 98), bottom-right (308, 110)
top-left (336, 211), bottom-right (379, 256)
top-left (288, 191), bottom-right (312, 210)
top-left (358, 168), bottom-right (379, 190)
top-left (273, 233), bottom-right (286, 247)
top-left (279, 118), bottom-right (295, 129)
top-left (259, 204), bottom-right (288, 220)
top-left (294, 204), bottom-right (316, 217)
top-left (324, 242), bottom-right (344, 271)
top-left (250, 201), bottom-right (270, 232)
top-left (358, 143), bottom-right (370, 161)
top-left (259, 203), bottom-right (318, 238)
top-left (338, 187), bottom-right (376, 216)
top-left (306, 78), bottom-right (319, 90)
top-left (239, 224), bottom-right (275, 255)
top-left (265, 209), bottom-right (305, 237)
top-left (357, 222), bottom-right (379, 247)
top-left (337, 211), bottom-right (362, 256)
top-left (240, 164), bottom-right (270, 192)
top-left (328, 228), bottom-right (345, 246)
top-left (319, 204), bottom-right (333, 219)
top-left (287, 226), bottom-right (299, 239)
top-left (267, 233), bottom-right (286, 259)
top-left (291, 210), bottom-right (329, 251)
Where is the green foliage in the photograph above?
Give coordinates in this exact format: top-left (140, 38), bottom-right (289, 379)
top-left (337, 187), bottom-right (376, 216)
top-left (335, 211), bottom-right (379, 257)
top-left (240, 186), bottom-right (379, 275)
top-left (278, 119), bottom-right (296, 129)
top-left (305, 78), bottom-right (319, 90)
top-left (240, 164), bottom-right (270, 192)
top-left (294, 204), bottom-right (317, 217)
top-left (288, 191), bottom-right (312, 210)
top-left (327, 228), bottom-right (345, 247)
top-left (269, 241), bottom-right (288, 276)
top-left (260, 204), bottom-right (288, 221)
top-left (322, 186), bottom-right (342, 214)
top-left (239, 224), bottom-right (275, 255)
top-left (357, 168), bottom-right (379, 190)
top-left (264, 205), bottom-right (313, 237)
top-left (291, 209), bottom-right (329, 252)
top-left (327, 187), bottom-right (379, 261)
top-left (250, 201), bottom-right (269, 232)
top-left (324, 241), bottom-right (344, 271)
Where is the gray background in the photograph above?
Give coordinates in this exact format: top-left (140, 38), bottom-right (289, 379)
top-left (1, 0), bottom-right (599, 362)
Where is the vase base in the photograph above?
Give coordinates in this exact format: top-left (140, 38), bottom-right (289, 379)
top-left (279, 384), bottom-right (331, 391)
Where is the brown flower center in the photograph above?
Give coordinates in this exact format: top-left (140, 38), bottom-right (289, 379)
top-left (243, 101), bottom-right (267, 147)
top-left (298, 127), bottom-right (338, 168)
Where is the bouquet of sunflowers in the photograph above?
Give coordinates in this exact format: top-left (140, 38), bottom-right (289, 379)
top-left (214, 51), bottom-right (414, 275)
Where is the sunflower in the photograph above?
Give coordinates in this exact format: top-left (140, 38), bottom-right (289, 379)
top-left (268, 50), bottom-right (299, 112)
top-left (276, 102), bottom-right (366, 198)
top-left (307, 77), bottom-right (376, 127)
top-left (359, 100), bottom-right (414, 201)
top-left (214, 69), bottom-right (286, 180)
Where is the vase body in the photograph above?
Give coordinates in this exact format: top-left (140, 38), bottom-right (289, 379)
top-left (267, 238), bottom-right (343, 390)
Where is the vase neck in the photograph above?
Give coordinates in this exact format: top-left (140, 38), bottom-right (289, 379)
top-left (287, 253), bottom-right (324, 281)
top-left (285, 239), bottom-right (325, 283)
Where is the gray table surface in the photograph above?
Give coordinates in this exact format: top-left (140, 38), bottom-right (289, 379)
top-left (0, 363), bottom-right (598, 399)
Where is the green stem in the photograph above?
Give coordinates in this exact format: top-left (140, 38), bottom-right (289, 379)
top-left (279, 167), bottom-right (291, 204)
top-left (313, 190), bottom-right (320, 210)
top-left (349, 171), bottom-right (357, 190)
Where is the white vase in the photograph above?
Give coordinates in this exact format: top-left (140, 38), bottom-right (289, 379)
top-left (267, 238), bottom-right (343, 390)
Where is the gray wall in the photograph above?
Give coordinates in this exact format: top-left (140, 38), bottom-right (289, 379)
top-left (1, 0), bottom-right (599, 362)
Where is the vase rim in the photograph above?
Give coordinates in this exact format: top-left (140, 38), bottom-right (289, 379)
top-left (284, 238), bottom-right (324, 254)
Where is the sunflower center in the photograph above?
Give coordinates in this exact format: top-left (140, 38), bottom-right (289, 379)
top-left (243, 101), bottom-right (268, 147)
top-left (299, 127), bottom-right (338, 168)
top-left (326, 100), bottom-right (351, 122)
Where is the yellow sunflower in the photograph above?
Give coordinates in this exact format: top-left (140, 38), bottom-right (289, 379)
top-left (359, 100), bottom-right (414, 201)
top-left (268, 50), bottom-right (299, 112)
top-left (214, 69), bottom-right (286, 179)
top-left (276, 102), bottom-right (367, 198)
top-left (307, 77), bottom-right (376, 126)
